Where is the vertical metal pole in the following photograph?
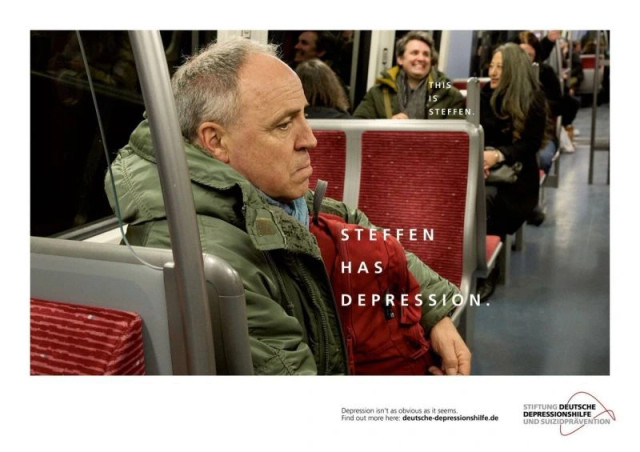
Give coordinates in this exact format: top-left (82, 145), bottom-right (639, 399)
top-left (191, 30), bottom-right (200, 55)
top-left (128, 30), bottom-right (216, 375)
top-left (466, 77), bottom-right (480, 127)
top-left (555, 38), bottom-right (564, 96)
top-left (349, 31), bottom-right (361, 109)
top-left (567, 31), bottom-right (573, 97)
top-left (588, 30), bottom-right (602, 185)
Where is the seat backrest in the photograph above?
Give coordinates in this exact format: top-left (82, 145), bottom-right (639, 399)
top-left (30, 237), bottom-right (252, 375)
top-left (30, 297), bottom-right (146, 375)
top-left (358, 129), bottom-right (470, 287)
top-left (308, 119), bottom-right (480, 306)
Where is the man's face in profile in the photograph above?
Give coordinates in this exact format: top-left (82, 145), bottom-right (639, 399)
top-left (294, 31), bottom-right (321, 63)
top-left (221, 54), bottom-right (317, 201)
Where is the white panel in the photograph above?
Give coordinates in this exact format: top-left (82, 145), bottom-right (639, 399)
top-left (366, 30), bottom-right (396, 90)
top-left (216, 30), bottom-right (268, 44)
top-left (439, 30), bottom-right (473, 79)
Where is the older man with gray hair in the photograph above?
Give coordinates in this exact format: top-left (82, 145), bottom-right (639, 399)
top-left (106, 38), bottom-right (471, 375)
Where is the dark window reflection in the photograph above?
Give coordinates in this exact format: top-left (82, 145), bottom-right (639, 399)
top-left (269, 30), bottom-right (355, 106)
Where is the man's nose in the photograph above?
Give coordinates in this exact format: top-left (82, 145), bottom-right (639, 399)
top-left (297, 119), bottom-right (317, 150)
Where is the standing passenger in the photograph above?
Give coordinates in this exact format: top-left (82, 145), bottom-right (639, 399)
top-left (353, 31), bottom-right (464, 119)
top-left (105, 38), bottom-right (471, 376)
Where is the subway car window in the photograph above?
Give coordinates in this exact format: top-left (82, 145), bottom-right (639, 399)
top-left (30, 30), bottom-right (215, 237)
top-left (31, 31), bottom-right (142, 237)
top-left (270, 30), bottom-right (354, 82)
top-left (270, 30), bottom-right (356, 107)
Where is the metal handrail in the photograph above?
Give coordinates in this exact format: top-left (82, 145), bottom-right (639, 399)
top-left (588, 30), bottom-right (610, 185)
top-left (129, 30), bottom-right (216, 375)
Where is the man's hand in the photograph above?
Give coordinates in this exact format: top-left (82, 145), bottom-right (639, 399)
top-left (392, 112), bottom-right (409, 119)
top-left (428, 316), bottom-right (472, 375)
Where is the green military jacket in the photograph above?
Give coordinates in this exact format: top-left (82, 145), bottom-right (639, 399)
top-left (353, 66), bottom-right (466, 119)
top-left (105, 119), bottom-right (461, 375)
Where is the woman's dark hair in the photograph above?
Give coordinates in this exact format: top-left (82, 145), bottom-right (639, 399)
top-left (490, 43), bottom-right (541, 139)
top-left (516, 31), bottom-right (543, 63)
top-left (295, 58), bottom-right (349, 111)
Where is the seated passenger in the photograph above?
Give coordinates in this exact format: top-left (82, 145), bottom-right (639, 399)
top-left (481, 43), bottom-right (547, 237)
top-left (295, 58), bottom-right (351, 119)
top-left (105, 38), bottom-right (471, 376)
top-left (516, 31), bottom-right (559, 174)
top-left (538, 31), bottom-right (582, 141)
top-left (294, 30), bottom-right (338, 67)
top-left (353, 31), bottom-right (464, 119)
top-left (293, 30), bottom-right (350, 98)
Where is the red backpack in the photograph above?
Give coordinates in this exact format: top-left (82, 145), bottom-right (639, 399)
top-left (310, 189), bottom-right (434, 375)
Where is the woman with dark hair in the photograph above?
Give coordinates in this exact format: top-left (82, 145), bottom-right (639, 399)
top-left (295, 58), bottom-right (351, 119)
top-left (481, 43), bottom-right (547, 237)
top-left (478, 43), bottom-right (547, 299)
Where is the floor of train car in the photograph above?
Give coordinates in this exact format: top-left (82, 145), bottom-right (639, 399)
top-left (471, 103), bottom-right (610, 375)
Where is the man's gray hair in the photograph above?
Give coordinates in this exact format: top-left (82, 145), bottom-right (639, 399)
top-left (171, 38), bottom-right (279, 141)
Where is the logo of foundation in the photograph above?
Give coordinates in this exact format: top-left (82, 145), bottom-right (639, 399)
top-left (559, 391), bottom-right (616, 436)
top-left (522, 391), bottom-right (616, 436)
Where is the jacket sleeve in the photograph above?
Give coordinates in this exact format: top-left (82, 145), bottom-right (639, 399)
top-left (136, 218), bottom-right (318, 375)
top-left (353, 87), bottom-right (382, 118)
top-left (202, 222), bottom-right (319, 375)
top-left (317, 195), bottom-right (459, 331)
top-left (244, 289), bottom-right (318, 375)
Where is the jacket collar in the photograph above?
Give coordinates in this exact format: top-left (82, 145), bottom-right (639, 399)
top-left (127, 119), bottom-right (320, 257)
top-left (377, 66), bottom-right (440, 93)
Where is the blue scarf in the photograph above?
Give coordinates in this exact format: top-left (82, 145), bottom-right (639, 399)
top-left (259, 191), bottom-right (309, 229)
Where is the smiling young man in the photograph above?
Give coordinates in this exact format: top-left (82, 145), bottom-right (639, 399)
top-left (105, 38), bottom-right (470, 375)
top-left (354, 31), bottom-right (465, 119)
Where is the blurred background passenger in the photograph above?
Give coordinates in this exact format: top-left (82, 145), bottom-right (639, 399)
top-left (293, 31), bottom-right (350, 108)
top-left (563, 39), bottom-right (584, 141)
top-left (537, 30), bottom-right (583, 142)
top-left (516, 31), bottom-right (561, 174)
top-left (296, 58), bottom-right (351, 119)
top-left (353, 30), bottom-right (464, 119)
top-left (294, 30), bottom-right (338, 66)
top-left (47, 31), bottom-right (137, 92)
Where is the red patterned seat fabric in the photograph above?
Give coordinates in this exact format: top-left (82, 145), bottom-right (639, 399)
top-left (30, 298), bottom-right (145, 375)
top-left (358, 131), bottom-right (469, 287)
top-left (309, 130), bottom-right (347, 202)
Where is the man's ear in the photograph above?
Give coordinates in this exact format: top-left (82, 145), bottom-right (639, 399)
top-left (197, 121), bottom-right (229, 163)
